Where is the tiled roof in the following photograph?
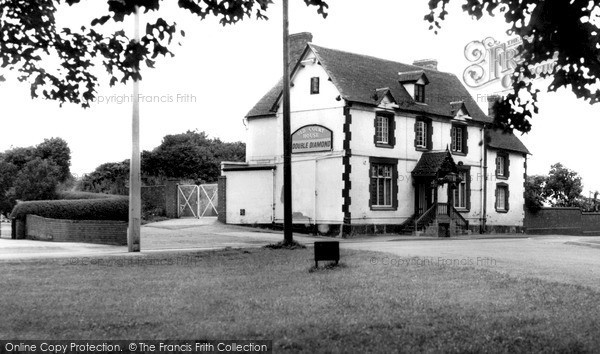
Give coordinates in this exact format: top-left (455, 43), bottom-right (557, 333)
top-left (246, 43), bottom-right (492, 123)
top-left (412, 151), bottom-right (458, 177)
top-left (486, 128), bottom-right (531, 155)
top-left (397, 70), bottom-right (428, 83)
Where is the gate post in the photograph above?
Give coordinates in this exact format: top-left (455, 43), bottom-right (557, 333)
top-left (217, 177), bottom-right (227, 223)
top-left (165, 179), bottom-right (179, 218)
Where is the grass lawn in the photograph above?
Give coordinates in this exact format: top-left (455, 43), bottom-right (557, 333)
top-left (1, 247), bottom-right (600, 352)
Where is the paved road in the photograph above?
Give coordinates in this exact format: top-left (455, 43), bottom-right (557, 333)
top-left (0, 218), bottom-right (324, 260)
top-left (343, 236), bottom-right (600, 291)
top-left (1, 218), bottom-right (598, 290)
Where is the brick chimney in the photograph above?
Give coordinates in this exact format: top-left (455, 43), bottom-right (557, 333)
top-left (413, 59), bottom-right (438, 71)
top-left (487, 95), bottom-right (500, 117)
top-left (289, 32), bottom-right (313, 70)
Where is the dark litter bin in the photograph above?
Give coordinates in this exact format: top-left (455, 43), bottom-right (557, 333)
top-left (314, 241), bottom-right (339, 268)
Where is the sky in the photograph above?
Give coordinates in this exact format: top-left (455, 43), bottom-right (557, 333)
top-left (0, 0), bottom-right (599, 194)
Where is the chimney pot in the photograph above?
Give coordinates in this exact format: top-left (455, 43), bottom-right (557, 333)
top-left (413, 59), bottom-right (438, 71)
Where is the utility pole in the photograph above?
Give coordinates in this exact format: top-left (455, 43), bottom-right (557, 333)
top-left (128, 5), bottom-right (141, 252)
top-left (282, 0), bottom-right (293, 244)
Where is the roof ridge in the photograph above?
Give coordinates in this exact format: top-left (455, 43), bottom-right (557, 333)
top-left (308, 43), bottom-right (454, 75)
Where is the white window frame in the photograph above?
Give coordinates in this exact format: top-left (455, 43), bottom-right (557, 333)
top-left (414, 84), bottom-right (425, 103)
top-left (310, 77), bottom-right (319, 94)
top-left (497, 155), bottom-right (506, 177)
top-left (454, 171), bottom-right (467, 209)
top-left (416, 121), bottom-right (427, 148)
top-left (451, 126), bottom-right (463, 153)
top-left (496, 186), bottom-right (507, 211)
top-left (376, 116), bottom-right (389, 144)
top-left (371, 164), bottom-right (393, 207)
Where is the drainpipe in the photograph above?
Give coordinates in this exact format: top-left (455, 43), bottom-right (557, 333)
top-left (314, 158), bottom-right (318, 234)
top-left (272, 168), bottom-right (276, 223)
top-left (481, 126), bottom-right (488, 233)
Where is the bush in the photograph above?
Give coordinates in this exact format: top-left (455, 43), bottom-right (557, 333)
top-left (10, 198), bottom-right (128, 221)
top-left (57, 191), bottom-right (121, 200)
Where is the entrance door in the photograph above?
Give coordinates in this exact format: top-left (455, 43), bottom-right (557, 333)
top-left (415, 181), bottom-right (433, 215)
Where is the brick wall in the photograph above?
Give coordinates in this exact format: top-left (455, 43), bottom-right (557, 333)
top-left (26, 215), bottom-right (127, 245)
top-left (217, 176), bottom-right (226, 223)
top-left (525, 208), bottom-right (600, 235)
top-left (581, 212), bottom-right (600, 236)
top-left (141, 185), bottom-right (166, 218)
top-left (165, 179), bottom-right (179, 218)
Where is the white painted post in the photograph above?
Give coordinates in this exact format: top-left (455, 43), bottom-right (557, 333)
top-left (128, 5), bottom-right (141, 252)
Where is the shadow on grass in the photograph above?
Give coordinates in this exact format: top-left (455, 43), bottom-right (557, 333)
top-left (308, 262), bottom-right (347, 273)
top-left (264, 240), bottom-right (306, 250)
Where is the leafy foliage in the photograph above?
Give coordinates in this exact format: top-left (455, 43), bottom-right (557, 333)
top-left (78, 161), bottom-right (130, 195)
top-left (142, 130), bottom-right (245, 183)
top-left (10, 197), bottom-right (128, 221)
top-left (0, 138), bottom-right (72, 216)
top-left (524, 163), bottom-right (586, 210)
top-left (524, 174), bottom-right (546, 212)
top-left (542, 163), bottom-right (584, 207)
top-left (56, 190), bottom-right (120, 200)
top-left (77, 130), bottom-right (245, 194)
top-left (425, 0), bottom-right (600, 133)
top-left (0, 0), bottom-right (328, 107)
top-left (11, 158), bottom-right (62, 202)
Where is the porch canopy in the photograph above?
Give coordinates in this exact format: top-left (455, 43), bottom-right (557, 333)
top-left (411, 150), bottom-right (458, 182)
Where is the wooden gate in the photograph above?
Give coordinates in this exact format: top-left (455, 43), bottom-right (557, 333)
top-left (177, 184), bottom-right (218, 218)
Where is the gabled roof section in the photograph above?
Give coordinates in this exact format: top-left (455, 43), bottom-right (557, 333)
top-left (398, 70), bottom-right (429, 84)
top-left (412, 150), bottom-right (458, 178)
top-left (450, 101), bottom-right (470, 117)
top-left (372, 87), bottom-right (396, 105)
top-left (486, 128), bottom-right (530, 155)
top-left (246, 43), bottom-right (492, 123)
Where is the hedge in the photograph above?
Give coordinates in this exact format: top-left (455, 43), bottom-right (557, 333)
top-left (10, 198), bottom-right (128, 221)
top-left (57, 191), bottom-right (122, 200)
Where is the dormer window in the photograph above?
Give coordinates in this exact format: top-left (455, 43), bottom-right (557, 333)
top-left (415, 84), bottom-right (425, 103)
top-left (310, 77), bottom-right (320, 94)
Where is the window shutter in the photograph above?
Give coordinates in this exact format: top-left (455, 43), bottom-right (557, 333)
top-left (495, 187), bottom-right (498, 210)
top-left (392, 164), bottom-right (398, 209)
top-left (466, 171), bottom-right (471, 210)
top-left (506, 155), bottom-right (510, 178)
top-left (463, 127), bottom-right (469, 155)
top-left (413, 120), bottom-right (418, 148)
top-left (506, 187), bottom-right (510, 211)
top-left (373, 116), bottom-right (378, 145)
top-left (369, 166), bottom-right (375, 208)
top-left (389, 116), bottom-right (396, 147)
top-left (427, 120), bottom-right (433, 150)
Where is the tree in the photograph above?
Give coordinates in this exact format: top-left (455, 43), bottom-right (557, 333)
top-left (78, 161), bottom-right (130, 195)
top-left (0, 139), bottom-right (72, 215)
top-left (0, 160), bottom-right (18, 216)
top-left (10, 158), bottom-right (62, 202)
top-left (0, 0), bottom-right (328, 107)
top-left (77, 131), bottom-right (245, 193)
top-left (426, 0), bottom-right (600, 133)
top-left (542, 163), bottom-right (583, 207)
top-left (35, 137), bottom-right (71, 182)
top-left (142, 130), bottom-right (245, 183)
top-left (524, 174), bottom-right (546, 212)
